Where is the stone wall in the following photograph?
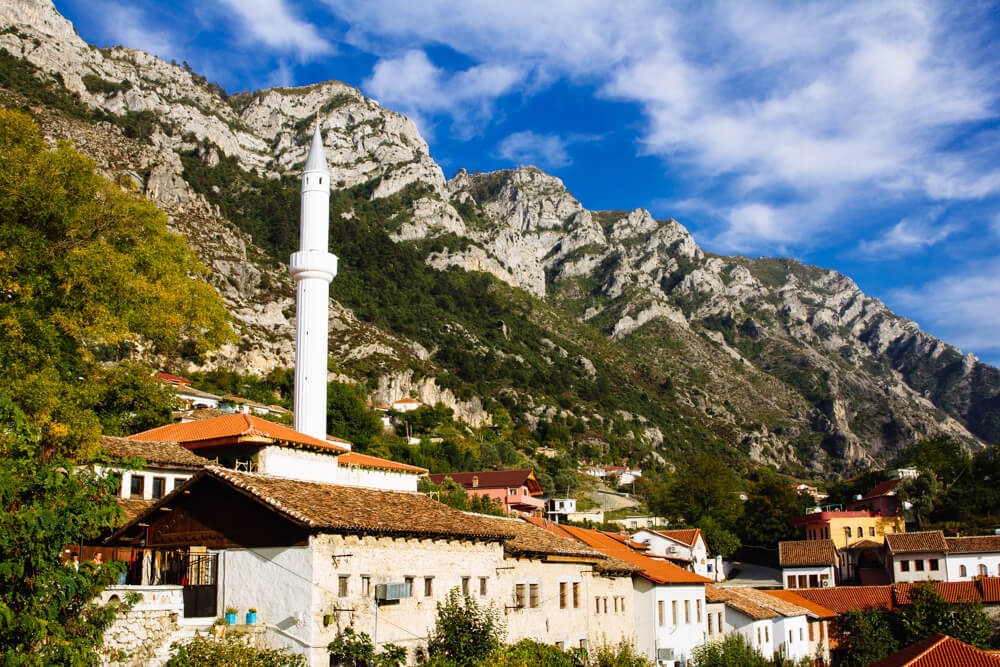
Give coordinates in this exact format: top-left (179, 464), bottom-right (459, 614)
top-left (99, 585), bottom-right (182, 667)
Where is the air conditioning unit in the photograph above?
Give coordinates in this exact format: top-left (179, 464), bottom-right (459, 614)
top-left (375, 582), bottom-right (411, 601)
top-left (657, 648), bottom-right (675, 661)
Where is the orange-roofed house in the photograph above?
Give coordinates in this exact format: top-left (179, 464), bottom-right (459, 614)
top-left (886, 531), bottom-right (949, 584)
top-left (868, 633), bottom-right (1000, 667)
top-left (765, 589), bottom-right (838, 664)
top-left (705, 585), bottom-right (815, 662)
top-left (631, 528), bottom-right (723, 581)
top-left (525, 517), bottom-right (711, 666)
top-left (790, 508), bottom-right (904, 551)
top-left (129, 413), bottom-right (426, 491)
top-left (391, 396), bottom-right (424, 412)
top-left (779, 539), bottom-right (837, 589)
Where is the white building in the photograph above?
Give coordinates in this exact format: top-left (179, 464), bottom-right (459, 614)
top-left (706, 585), bottom-right (812, 662)
top-left (946, 536), bottom-right (1000, 580)
top-left (632, 528), bottom-right (722, 581)
top-left (392, 397), bottom-right (425, 413)
top-left (886, 531), bottom-right (948, 583)
top-left (99, 435), bottom-right (209, 506)
top-left (778, 539), bottom-right (836, 589)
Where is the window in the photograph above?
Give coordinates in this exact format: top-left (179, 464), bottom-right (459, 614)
top-left (915, 560), bottom-right (925, 572)
top-left (560, 582), bottom-right (568, 609)
top-left (809, 622), bottom-right (814, 641)
top-left (672, 600), bottom-right (678, 624)
top-left (424, 577), bottom-right (433, 597)
top-left (718, 612), bottom-right (723, 634)
top-left (765, 626), bottom-right (769, 642)
top-left (845, 526), bottom-right (852, 538)
top-left (789, 630), bottom-right (793, 643)
top-left (656, 601), bottom-right (663, 626)
top-left (696, 599), bottom-right (702, 623)
top-left (858, 526), bottom-right (863, 537)
top-left (799, 628), bottom-right (803, 641)
top-left (572, 582), bottom-right (580, 608)
top-left (529, 583), bottom-right (539, 608)
top-left (820, 621), bottom-right (826, 640)
top-left (900, 560), bottom-right (910, 572)
top-left (405, 576), bottom-right (414, 596)
top-left (787, 575), bottom-right (796, 589)
top-left (129, 475), bottom-right (144, 499)
top-left (603, 597), bottom-right (607, 614)
top-left (708, 615), bottom-right (714, 635)
top-left (869, 526), bottom-right (876, 537)
top-left (361, 576), bottom-right (371, 596)
top-left (798, 575), bottom-right (808, 588)
top-left (172, 477), bottom-right (185, 491)
top-left (613, 596), bottom-right (618, 613)
top-left (979, 564), bottom-right (988, 577)
top-left (516, 584), bottom-right (526, 609)
top-left (338, 575), bottom-right (349, 597)
top-left (757, 627), bottom-right (761, 644)
top-left (596, 597), bottom-right (601, 614)
top-left (480, 577), bottom-right (487, 596)
top-left (150, 476), bottom-right (166, 499)
top-left (579, 639), bottom-right (587, 650)
top-left (961, 565), bottom-right (968, 577)
top-left (462, 577), bottom-right (470, 595)
top-left (684, 600), bottom-right (690, 624)
top-left (620, 596), bottom-right (626, 614)
top-left (808, 574), bottom-right (819, 588)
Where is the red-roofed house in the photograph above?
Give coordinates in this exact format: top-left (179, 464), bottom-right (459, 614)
top-left (130, 414), bottom-right (425, 491)
top-left (525, 517), bottom-right (711, 666)
top-left (428, 470), bottom-right (545, 515)
top-left (846, 478), bottom-right (904, 516)
top-left (391, 397), bottom-right (424, 412)
top-left (631, 528), bottom-right (722, 581)
top-left (946, 535), bottom-right (1000, 581)
top-left (868, 633), bottom-right (1000, 667)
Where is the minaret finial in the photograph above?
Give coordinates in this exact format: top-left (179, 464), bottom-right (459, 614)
top-left (304, 119), bottom-right (327, 173)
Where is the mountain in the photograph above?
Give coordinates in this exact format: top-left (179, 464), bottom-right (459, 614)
top-left (3, 0), bottom-right (998, 476)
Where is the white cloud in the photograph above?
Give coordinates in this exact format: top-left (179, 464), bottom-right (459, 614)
top-left (889, 258), bottom-right (1000, 358)
top-left (856, 210), bottom-right (959, 257)
top-left (218, 0), bottom-right (333, 60)
top-left (992, 213), bottom-right (1000, 237)
top-left (496, 131), bottom-right (571, 169)
top-left (363, 50), bottom-right (520, 137)
top-left (98, 2), bottom-right (177, 60)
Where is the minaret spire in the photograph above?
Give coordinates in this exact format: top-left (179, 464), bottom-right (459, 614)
top-left (290, 120), bottom-right (338, 441)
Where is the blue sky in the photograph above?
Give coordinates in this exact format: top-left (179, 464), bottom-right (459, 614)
top-left (56, 0), bottom-right (1000, 364)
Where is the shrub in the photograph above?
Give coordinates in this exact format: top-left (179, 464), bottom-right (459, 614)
top-left (166, 631), bottom-right (306, 666)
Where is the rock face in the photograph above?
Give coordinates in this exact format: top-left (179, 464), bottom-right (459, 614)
top-left (5, 0), bottom-right (999, 474)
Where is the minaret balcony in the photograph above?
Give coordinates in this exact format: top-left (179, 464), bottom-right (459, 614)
top-left (290, 249), bottom-right (338, 282)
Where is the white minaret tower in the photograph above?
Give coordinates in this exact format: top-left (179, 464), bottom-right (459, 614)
top-left (291, 124), bottom-right (337, 440)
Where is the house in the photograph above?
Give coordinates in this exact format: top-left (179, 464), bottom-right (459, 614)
top-left (102, 468), bottom-right (640, 665)
top-left (885, 531), bottom-right (948, 583)
top-left (130, 413), bottom-right (426, 492)
top-left (845, 478), bottom-right (904, 516)
top-left (528, 518), bottom-right (712, 667)
top-left (222, 394), bottom-right (291, 418)
top-left (607, 515), bottom-right (670, 531)
top-left (869, 633), bottom-right (1000, 667)
top-left (778, 539), bottom-right (836, 589)
top-left (764, 589), bottom-right (837, 664)
top-left (945, 535), bottom-right (1000, 580)
top-left (631, 528), bottom-right (722, 581)
top-left (791, 483), bottom-right (829, 504)
top-left (842, 538), bottom-right (891, 585)
top-left (391, 397), bottom-right (424, 413)
top-left (366, 401), bottom-right (393, 429)
top-left (100, 436), bottom-right (209, 506)
top-left (427, 469), bottom-right (545, 516)
top-left (173, 385), bottom-right (225, 410)
top-left (705, 585), bottom-right (813, 662)
top-left (789, 509), bottom-right (904, 549)
top-left (155, 371), bottom-right (192, 387)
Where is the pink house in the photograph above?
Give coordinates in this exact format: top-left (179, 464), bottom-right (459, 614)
top-left (427, 469), bottom-right (545, 516)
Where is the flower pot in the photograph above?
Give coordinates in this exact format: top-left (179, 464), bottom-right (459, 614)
top-left (245, 612), bottom-right (257, 624)
top-left (225, 613), bottom-right (237, 625)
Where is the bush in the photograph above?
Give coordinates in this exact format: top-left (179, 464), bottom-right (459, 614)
top-left (328, 627), bottom-right (405, 667)
top-left (166, 631), bottom-right (306, 666)
top-left (427, 588), bottom-right (505, 666)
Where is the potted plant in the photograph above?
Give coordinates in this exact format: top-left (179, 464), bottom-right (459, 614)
top-left (224, 607), bottom-right (238, 625)
top-left (212, 617), bottom-right (226, 637)
top-left (245, 607), bottom-right (257, 624)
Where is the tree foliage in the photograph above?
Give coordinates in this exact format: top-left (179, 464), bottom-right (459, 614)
top-left (897, 582), bottom-right (993, 649)
top-left (0, 109), bottom-right (232, 456)
top-left (327, 627), bottom-right (405, 667)
top-left (739, 470), bottom-right (812, 549)
top-left (326, 382), bottom-right (383, 450)
top-left (419, 478), bottom-right (506, 516)
top-left (167, 630), bottom-right (306, 667)
top-left (0, 398), bottom-right (129, 665)
top-left (838, 608), bottom-right (899, 667)
top-left (427, 588), bottom-right (505, 666)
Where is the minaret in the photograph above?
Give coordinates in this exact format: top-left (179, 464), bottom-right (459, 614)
top-left (291, 124), bottom-right (338, 440)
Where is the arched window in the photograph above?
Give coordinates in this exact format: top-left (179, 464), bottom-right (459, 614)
top-left (858, 526), bottom-right (863, 537)
top-left (960, 565), bottom-right (968, 577)
top-left (979, 564), bottom-right (988, 577)
top-left (845, 526), bottom-right (852, 538)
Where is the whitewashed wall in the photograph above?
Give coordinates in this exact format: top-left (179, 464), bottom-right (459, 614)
top-left (334, 465), bottom-right (419, 492)
top-left (256, 446), bottom-right (339, 484)
top-left (782, 565), bottom-right (835, 589)
top-left (633, 579), bottom-right (707, 666)
top-left (773, 615), bottom-right (810, 662)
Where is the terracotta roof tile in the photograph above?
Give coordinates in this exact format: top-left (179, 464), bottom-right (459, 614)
top-left (394, 398), bottom-right (422, 404)
top-left (101, 436), bottom-right (210, 469)
top-left (115, 497), bottom-right (155, 522)
top-left (429, 470), bottom-right (542, 494)
top-left (524, 517), bottom-right (711, 585)
top-left (337, 451), bottom-right (428, 473)
top-left (868, 633), bottom-right (1000, 667)
top-left (155, 372), bottom-right (191, 385)
top-left (946, 536), bottom-right (1000, 553)
top-left (979, 578), bottom-right (1000, 603)
top-left (705, 585), bottom-right (780, 620)
top-left (779, 539), bottom-right (837, 566)
top-left (847, 538), bottom-right (885, 550)
top-left (886, 531), bottom-right (948, 554)
top-left (893, 582), bottom-right (980, 606)
top-left (764, 590), bottom-right (838, 619)
top-left (129, 414), bottom-right (349, 453)
top-left (113, 468), bottom-right (514, 541)
top-left (796, 585), bottom-right (895, 613)
top-left (863, 479), bottom-right (902, 499)
top-left (650, 528), bottom-right (702, 547)
top-left (172, 408), bottom-right (233, 421)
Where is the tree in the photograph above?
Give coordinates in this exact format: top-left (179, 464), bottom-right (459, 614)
top-left (838, 607), bottom-right (898, 667)
top-left (167, 630), bottom-right (307, 666)
top-left (691, 632), bottom-right (770, 666)
top-left (0, 398), bottom-right (129, 665)
top-left (327, 627), bottom-right (406, 667)
top-left (0, 109), bottom-right (233, 457)
top-left (326, 382), bottom-right (383, 450)
top-left (427, 588), bottom-right (505, 665)
top-left (897, 473), bottom-right (940, 531)
top-left (739, 471), bottom-right (811, 549)
top-left (897, 582), bottom-right (994, 649)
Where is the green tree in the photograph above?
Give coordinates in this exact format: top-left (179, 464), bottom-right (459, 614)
top-left (167, 630), bottom-right (307, 666)
top-left (0, 398), bottom-right (130, 665)
top-left (427, 588), bottom-right (505, 665)
top-left (0, 109), bottom-right (233, 457)
top-left (326, 382), bottom-right (383, 450)
top-left (327, 627), bottom-right (406, 667)
top-left (739, 471), bottom-right (811, 549)
top-left (898, 582), bottom-right (994, 649)
top-left (897, 473), bottom-right (940, 531)
top-left (839, 607), bottom-right (898, 667)
top-left (691, 632), bottom-right (770, 666)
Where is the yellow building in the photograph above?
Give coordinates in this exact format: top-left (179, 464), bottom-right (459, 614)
top-left (791, 510), bottom-right (905, 550)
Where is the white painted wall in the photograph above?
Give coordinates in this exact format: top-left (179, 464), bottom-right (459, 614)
top-left (782, 565), bottom-right (835, 589)
top-left (633, 579), bottom-right (707, 666)
top-left (220, 546), bottom-right (316, 660)
top-left (890, 552), bottom-right (947, 583)
top-left (257, 446), bottom-right (340, 484)
top-left (773, 615), bottom-right (810, 662)
top-left (724, 609), bottom-right (775, 659)
top-left (947, 553), bottom-right (1000, 581)
top-left (106, 466), bottom-right (194, 500)
top-left (334, 464), bottom-right (419, 492)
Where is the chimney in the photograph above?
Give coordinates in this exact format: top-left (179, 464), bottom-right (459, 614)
top-left (290, 124), bottom-right (338, 440)
top-left (472, 476), bottom-right (479, 488)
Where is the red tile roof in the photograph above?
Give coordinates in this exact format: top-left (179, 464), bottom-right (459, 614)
top-left (779, 539), bottom-right (837, 566)
top-left (393, 397), bottom-right (423, 404)
top-left (796, 585), bottom-right (896, 614)
top-left (765, 590), bottom-right (838, 619)
top-left (886, 531), bottom-right (948, 554)
top-left (863, 479), bottom-right (902, 499)
top-left (428, 469), bottom-right (543, 494)
top-left (946, 536), bottom-right (1000, 554)
top-left (101, 436), bottom-right (210, 469)
top-left (110, 467), bottom-right (515, 542)
top-left (652, 528), bottom-right (702, 547)
top-left (706, 585), bottom-right (780, 620)
top-left (847, 538), bottom-right (885, 550)
top-left (155, 372), bottom-right (191, 385)
top-left (868, 633), bottom-right (1000, 667)
top-left (893, 582), bottom-right (980, 606)
top-left (337, 451), bottom-right (428, 474)
top-left (129, 414), bottom-right (349, 453)
top-left (524, 517), bottom-right (711, 585)
top-left (979, 578), bottom-right (1000, 603)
